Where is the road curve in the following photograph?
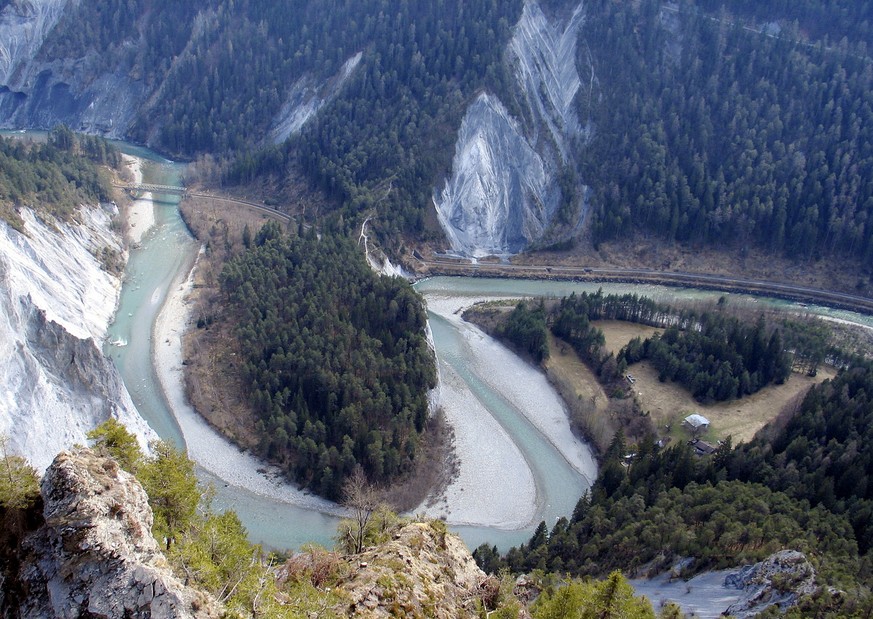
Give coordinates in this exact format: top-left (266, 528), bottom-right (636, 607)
top-left (420, 260), bottom-right (873, 316)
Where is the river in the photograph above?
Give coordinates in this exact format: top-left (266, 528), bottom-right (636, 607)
top-left (103, 147), bottom-right (599, 550)
top-left (99, 146), bottom-right (873, 556)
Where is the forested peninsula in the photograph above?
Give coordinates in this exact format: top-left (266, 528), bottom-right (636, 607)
top-left (188, 221), bottom-right (437, 500)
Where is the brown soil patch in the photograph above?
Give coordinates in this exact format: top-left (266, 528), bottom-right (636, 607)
top-left (179, 194), bottom-right (290, 450)
top-left (627, 361), bottom-right (835, 445)
top-left (183, 315), bottom-right (262, 449)
top-left (508, 233), bottom-right (871, 298)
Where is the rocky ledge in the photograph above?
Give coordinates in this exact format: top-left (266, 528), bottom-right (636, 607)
top-left (723, 550), bottom-right (818, 618)
top-left (335, 521), bottom-right (493, 618)
top-left (11, 448), bottom-right (221, 619)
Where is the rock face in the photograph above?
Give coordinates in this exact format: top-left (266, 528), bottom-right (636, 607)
top-left (269, 51), bottom-right (363, 145)
top-left (16, 448), bottom-right (222, 619)
top-left (434, 0), bottom-right (589, 257)
top-left (0, 206), bottom-right (154, 471)
top-left (723, 550), bottom-right (818, 617)
top-left (337, 522), bottom-right (491, 618)
top-left (435, 93), bottom-right (553, 257)
top-left (0, 0), bottom-right (144, 136)
top-left (0, 0), bottom-right (72, 86)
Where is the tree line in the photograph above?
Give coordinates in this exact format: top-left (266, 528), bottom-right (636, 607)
top-left (218, 224), bottom-right (437, 499)
top-left (0, 128), bottom-right (118, 230)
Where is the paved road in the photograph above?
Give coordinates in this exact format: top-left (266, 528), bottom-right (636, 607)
top-left (421, 259), bottom-right (873, 315)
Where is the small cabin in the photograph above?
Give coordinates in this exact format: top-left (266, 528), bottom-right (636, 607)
top-left (689, 438), bottom-right (717, 457)
top-left (682, 413), bottom-right (710, 435)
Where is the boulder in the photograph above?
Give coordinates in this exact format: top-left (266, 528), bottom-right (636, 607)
top-left (723, 550), bottom-right (817, 617)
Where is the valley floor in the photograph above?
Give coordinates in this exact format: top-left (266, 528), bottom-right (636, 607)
top-left (152, 194), bottom-right (596, 535)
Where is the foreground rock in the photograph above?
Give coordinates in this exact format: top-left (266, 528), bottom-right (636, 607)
top-left (337, 522), bottom-right (493, 618)
top-left (13, 448), bottom-right (221, 619)
top-left (723, 550), bottom-right (817, 618)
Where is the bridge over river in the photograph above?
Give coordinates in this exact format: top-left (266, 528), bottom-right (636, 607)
top-left (114, 182), bottom-right (187, 196)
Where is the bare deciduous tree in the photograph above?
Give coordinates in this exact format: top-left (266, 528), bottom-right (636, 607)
top-left (337, 467), bottom-right (380, 554)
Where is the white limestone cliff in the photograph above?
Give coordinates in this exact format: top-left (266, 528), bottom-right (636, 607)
top-left (435, 0), bottom-right (589, 257)
top-left (0, 204), bottom-right (154, 471)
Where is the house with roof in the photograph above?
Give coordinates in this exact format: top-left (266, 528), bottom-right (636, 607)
top-left (682, 413), bottom-right (710, 436)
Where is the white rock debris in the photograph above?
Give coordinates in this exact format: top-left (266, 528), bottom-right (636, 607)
top-left (269, 51), bottom-right (363, 144)
top-left (434, 0), bottom-right (588, 257)
top-left (0, 205), bottom-right (154, 471)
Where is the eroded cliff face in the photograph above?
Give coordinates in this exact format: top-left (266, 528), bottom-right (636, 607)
top-left (14, 448), bottom-right (222, 618)
top-left (0, 0), bottom-right (144, 136)
top-left (0, 0), bottom-right (72, 86)
top-left (435, 93), bottom-right (552, 257)
top-left (0, 205), bottom-right (153, 471)
top-left (434, 0), bottom-right (588, 257)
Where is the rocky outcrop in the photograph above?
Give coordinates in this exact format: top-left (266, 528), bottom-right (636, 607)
top-left (723, 550), bottom-right (818, 617)
top-left (336, 522), bottom-right (492, 618)
top-left (15, 448), bottom-right (222, 619)
top-left (434, 0), bottom-right (588, 257)
top-left (0, 206), bottom-right (154, 471)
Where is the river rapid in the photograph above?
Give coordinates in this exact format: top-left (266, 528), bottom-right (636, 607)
top-left (101, 147), bottom-right (873, 555)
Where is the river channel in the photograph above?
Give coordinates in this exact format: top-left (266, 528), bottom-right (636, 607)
top-left (102, 147), bottom-right (873, 554)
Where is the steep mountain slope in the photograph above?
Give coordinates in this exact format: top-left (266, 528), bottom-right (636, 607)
top-left (0, 0), bottom-right (70, 86)
top-left (3, 0), bottom-right (873, 265)
top-left (0, 0), bottom-right (146, 136)
top-left (0, 204), bottom-right (153, 470)
top-left (435, 0), bottom-right (587, 256)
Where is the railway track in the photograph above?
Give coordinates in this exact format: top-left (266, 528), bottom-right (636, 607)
top-left (421, 260), bottom-right (873, 316)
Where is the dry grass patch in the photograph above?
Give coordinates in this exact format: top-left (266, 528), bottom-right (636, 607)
top-left (595, 320), bottom-right (662, 355)
top-left (544, 333), bottom-right (609, 414)
top-left (626, 360), bottom-right (835, 444)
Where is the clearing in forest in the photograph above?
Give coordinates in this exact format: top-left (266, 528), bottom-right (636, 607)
top-left (595, 320), bottom-right (834, 444)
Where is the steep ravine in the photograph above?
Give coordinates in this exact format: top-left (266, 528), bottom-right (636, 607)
top-left (0, 204), bottom-right (153, 470)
